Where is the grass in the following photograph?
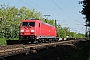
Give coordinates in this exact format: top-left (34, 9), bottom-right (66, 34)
top-left (0, 38), bottom-right (7, 46)
top-left (7, 38), bottom-right (19, 40)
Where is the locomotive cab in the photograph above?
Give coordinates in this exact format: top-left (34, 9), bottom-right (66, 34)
top-left (19, 20), bottom-right (37, 43)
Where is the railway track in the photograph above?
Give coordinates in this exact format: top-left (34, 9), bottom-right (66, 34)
top-left (0, 44), bottom-right (23, 50)
top-left (0, 38), bottom-right (87, 58)
top-left (0, 38), bottom-right (87, 51)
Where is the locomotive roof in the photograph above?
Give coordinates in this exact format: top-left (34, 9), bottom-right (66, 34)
top-left (21, 19), bottom-right (55, 28)
top-left (42, 22), bottom-right (55, 28)
top-left (22, 19), bottom-right (39, 22)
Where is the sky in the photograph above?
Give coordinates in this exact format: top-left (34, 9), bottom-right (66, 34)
top-left (0, 0), bottom-right (86, 34)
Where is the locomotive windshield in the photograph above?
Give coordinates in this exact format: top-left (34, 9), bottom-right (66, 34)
top-left (22, 22), bottom-right (35, 26)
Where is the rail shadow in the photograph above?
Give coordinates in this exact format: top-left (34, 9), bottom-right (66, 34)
top-left (4, 40), bottom-right (90, 60)
top-left (6, 40), bottom-right (22, 45)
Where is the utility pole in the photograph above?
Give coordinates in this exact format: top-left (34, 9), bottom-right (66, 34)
top-left (85, 20), bottom-right (88, 38)
top-left (44, 15), bottom-right (50, 23)
top-left (0, 17), bottom-right (3, 37)
top-left (55, 19), bottom-right (58, 37)
top-left (55, 19), bottom-right (57, 29)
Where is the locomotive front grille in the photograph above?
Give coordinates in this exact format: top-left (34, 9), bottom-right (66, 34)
top-left (19, 35), bottom-right (36, 42)
top-left (29, 35), bottom-right (36, 39)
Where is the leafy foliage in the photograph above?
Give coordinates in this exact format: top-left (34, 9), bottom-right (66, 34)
top-left (79, 0), bottom-right (90, 38)
top-left (0, 4), bottom-right (42, 39)
top-left (79, 0), bottom-right (90, 25)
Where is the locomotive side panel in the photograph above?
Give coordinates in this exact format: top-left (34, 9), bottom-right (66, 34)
top-left (41, 23), bottom-right (48, 37)
top-left (51, 27), bottom-right (56, 36)
top-left (39, 22), bottom-right (56, 38)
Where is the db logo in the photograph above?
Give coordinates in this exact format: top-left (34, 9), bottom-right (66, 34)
top-left (26, 30), bottom-right (29, 32)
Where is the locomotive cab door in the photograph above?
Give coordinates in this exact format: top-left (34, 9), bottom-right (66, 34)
top-left (37, 22), bottom-right (42, 39)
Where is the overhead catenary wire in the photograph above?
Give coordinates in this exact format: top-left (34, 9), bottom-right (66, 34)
top-left (51, 0), bottom-right (84, 26)
top-left (19, 0), bottom-right (33, 8)
top-left (20, 0), bottom-right (46, 10)
top-left (51, 0), bottom-right (85, 34)
top-left (60, 0), bottom-right (85, 26)
top-left (61, 0), bottom-right (85, 26)
top-left (27, 0), bottom-right (45, 10)
top-left (19, 0), bottom-right (47, 17)
top-left (51, 0), bottom-right (71, 18)
top-left (19, 0), bottom-right (84, 27)
top-left (59, 0), bottom-right (70, 15)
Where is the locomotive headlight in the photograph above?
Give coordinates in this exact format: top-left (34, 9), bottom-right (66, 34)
top-left (31, 30), bottom-right (34, 32)
top-left (21, 30), bottom-right (24, 32)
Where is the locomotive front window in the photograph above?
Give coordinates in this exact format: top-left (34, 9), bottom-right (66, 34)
top-left (22, 22), bottom-right (28, 26)
top-left (29, 22), bottom-right (35, 26)
top-left (22, 22), bottom-right (35, 26)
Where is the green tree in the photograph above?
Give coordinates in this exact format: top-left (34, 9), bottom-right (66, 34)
top-left (69, 32), bottom-right (76, 38)
top-left (79, 0), bottom-right (90, 38)
top-left (79, 0), bottom-right (90, 23)
top-left (0, 4), bottom-right (42, 39)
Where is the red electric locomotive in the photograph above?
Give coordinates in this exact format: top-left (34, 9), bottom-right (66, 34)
top-left (19, 19), bottom-right (58, 43)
